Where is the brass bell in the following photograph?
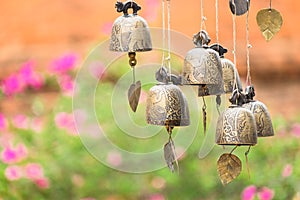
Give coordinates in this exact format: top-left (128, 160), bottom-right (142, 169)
top-left (243, 86), bottom-right (274, 137)
top-left (146, 83), bottom-right (190, 127)
top-left (110, 1), bottom-right (152, 52)
top-left (216, 90), bottom-right (257, 146)
top-left (182, 30), bottom-right (224, 96)
top-left (209, 44), bottom-right (243, 93)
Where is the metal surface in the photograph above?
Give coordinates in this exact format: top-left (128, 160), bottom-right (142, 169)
top-left (243, 100), bottom-right (274, 137)
top-left (146, 83), bottom-right (190, 126)
top-left (229, 0), bottom-right (250, 16)
top-left (110, 2), bottom-right (152, 52)
top-left (221, 58), bottom-right (242, 93)
top-left (216, 106), bottom-right (257, 145)
top-left (256, 8), bottom-right (283, 41)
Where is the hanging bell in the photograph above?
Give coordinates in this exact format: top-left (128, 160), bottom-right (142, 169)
top-left (242, 86), bottom-right (274, 137)
top-left (182, 30), bottom-right (224, 96)
top-left (216, 90), bottom-right (257, 145)
top-left (146, 83), bottom-right (190, 127)
top-left (210, 44), bottom-right (243, 93)
top-left (110, 1), bottom-right (152, 52)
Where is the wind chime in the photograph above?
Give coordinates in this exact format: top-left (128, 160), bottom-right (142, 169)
top-left (108, 0), bottom-right (282, 183)
top-left (215, 0), bottom-right (275, 185)
top-left (146, 0), bottom-right (190, 173)
top-left (110, 0), bottom-right (152, 112)
top-left (182, 0), bottom-right (225, 135)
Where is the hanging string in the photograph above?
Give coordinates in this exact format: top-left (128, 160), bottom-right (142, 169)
top-left (202, 96), bottom-right (207, 135)
top-left (161, 0), bottom-right (166, 69)
top-left (231, 1), bottom-right (239, 92)
top-left (246, 5), bottom-right (252, 86)
top-left (166, 0), bottom-right (172, 82)
top-left (269, 0), bottom-right (272, 9)
top-left (200, 0), bottom-right (206, 31)
top-left (215, 0), bottom-right (219, 47)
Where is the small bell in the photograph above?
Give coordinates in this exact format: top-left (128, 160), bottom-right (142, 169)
top-left (210, 44), bottom-right (243, 93)
top-left (110, 1), bottom-right (152, 52)
top-left (216, 90), bottom-right (257, 146)
top-left (243, 86), bottom-right (274, 137)
top-left (182, 31), bottom-right (224, 96)
top-left (146, 83), bottom-right (190, 127)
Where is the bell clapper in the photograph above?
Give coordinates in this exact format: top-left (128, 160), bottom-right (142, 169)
top-left (245, 146), bottom-right (251, 179)
top-left (202, 96), bottom-right (207, 135)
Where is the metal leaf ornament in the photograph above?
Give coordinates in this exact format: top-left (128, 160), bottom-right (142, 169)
top-left (128, 81), bottom-right (141, 112)
top-left (256, 8), bottom-right (283, 41)
top-left (217, 153), bottom-right (242, 185)
top-left (164, 139), bottom-right (178, 173)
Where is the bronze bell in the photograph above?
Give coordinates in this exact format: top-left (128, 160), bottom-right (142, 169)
top-left (182, 31), bottom-right (224, 96)
top-left (146, 83), bottom-right (190, 127)
top-left (210, 44), bottom-right (243, 93)
top-left (216, 90), bottom-right (257, 146)
top-left (110, 1), bottom-right (152, 52)
top-left (243, 86), bottom-right (274, 137)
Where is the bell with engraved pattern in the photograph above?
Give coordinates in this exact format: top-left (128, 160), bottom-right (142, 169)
top-left (182, 30), bottom-right (224, 96)
top-left (110, 1), bottom-right (152, 52)
top-left (146, 83), bottom-right (190, 127)
top-left (242, 86), bottom-right (274, 137)
top-left (210, 44), bottom-right (243, 93)
top-left (215, 90), bottom-right (257, 146)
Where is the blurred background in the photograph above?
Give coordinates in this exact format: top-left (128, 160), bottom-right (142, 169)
top-left (0, 0), bottom-right (299, 199)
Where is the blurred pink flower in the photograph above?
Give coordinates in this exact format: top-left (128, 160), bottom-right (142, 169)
top-left (4, 165), bottom-right (23, 181)
top-left (30, 117), bottom-right (44, 133)
top-left (149, 194), bottom-right (165, 200)
top-left (55, 112), bottom-right (77, 135)
top-left (258, 187), bottom-right (274, 200)
top-left (242, 185), bottom-right (257, 200)
top-left (101, 22), bottom-right (113, 35)
top-left (1, 74), bottom-right (24, 96)
top-left (291, 123), bottom-right (300, 138)
top-left (12, 114), bottom-right (29, 129)
top-left (107, 151), bottom-right (122, 167)
top-left (0, 113), bottom-right (8, 131)
top-left (25, 163), bottom-right (44, 180)
top-left (18, 61), bottom-right (44, 90)
top-left (34, 177), bottom-right (50, 189)
top-left (50, 53), bottom-right (78, 74)
top-left (58, 75), bottom-right (74, 96)
top-left (1, 143), bottom-right (28, 164)
top-left (282, 164), bottom-right (293, 178)
top-left (88, 61), bottom-right (106, 80)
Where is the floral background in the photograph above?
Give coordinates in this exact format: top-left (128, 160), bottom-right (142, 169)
top-left (0, 0), bottom-right (300, 199)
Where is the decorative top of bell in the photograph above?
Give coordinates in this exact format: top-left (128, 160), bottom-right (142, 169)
top-left (215, 90), bottom-right (257, 146)
top-left (182, 31), bottom-right (224, 96)
top-left (146, 83), bottom-right (190, 127)
top-left (109, 1), bottom-right (152, 52)
top-left (242, 86), bottom-right (274, 137)
top-left (210, 44), bottom-right (243, 93)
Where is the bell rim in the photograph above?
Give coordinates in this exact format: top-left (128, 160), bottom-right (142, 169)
top-left (146, 119), bottom-right (190, 127)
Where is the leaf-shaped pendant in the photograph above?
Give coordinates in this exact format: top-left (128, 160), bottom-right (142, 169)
top-left (256, 8), bottom-right (283, 41)
top-left (128, 81), bottom-right (141, 112)
top-left (229, 0), bottom-right (250, 16)
top-left (217, 153), bottom-right (242, 185)
top-left (164, 140), bottom-right (178, 173)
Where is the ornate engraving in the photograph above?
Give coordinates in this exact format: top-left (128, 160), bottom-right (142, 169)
top-left (109, 15), bottom-right (152, 52)
top-left (146, 84), bottom-right (190, 126)
top-left (215, 106), bottom-right (257, 145)
top-left (221, 58), bottom-right (243, 93)
top-left (243, 101), bottom-right (274, 137)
